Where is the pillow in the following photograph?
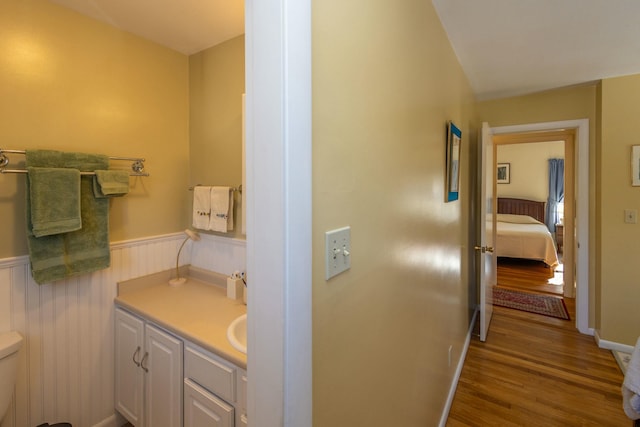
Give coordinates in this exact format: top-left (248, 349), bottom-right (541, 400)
top-left (496, 213), bottom-right (542, 224)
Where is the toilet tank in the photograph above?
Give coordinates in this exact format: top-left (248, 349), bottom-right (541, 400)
top-left (0, 331), bottom-right (23, 419)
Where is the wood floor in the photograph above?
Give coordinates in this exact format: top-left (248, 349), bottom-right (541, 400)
top-left (496, 257), bottom-right (563, 295)
top-left (446, 299), bottom-right (631, 426)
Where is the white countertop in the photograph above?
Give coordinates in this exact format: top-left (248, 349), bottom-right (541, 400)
top-left (115, 267), bottom-right (247, 369)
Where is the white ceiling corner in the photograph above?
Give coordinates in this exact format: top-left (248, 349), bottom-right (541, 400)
top-left (432, 0), bottom-right (640, 100)
top-left (50, 0), bottom-right (245, 55)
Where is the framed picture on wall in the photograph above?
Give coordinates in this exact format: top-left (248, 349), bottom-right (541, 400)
top-left (497, 163), bottom-right (510, 184)
top-left (632, 145), bottom-right (640, 186)
top-left (445, 121), bottom-right (462, 202)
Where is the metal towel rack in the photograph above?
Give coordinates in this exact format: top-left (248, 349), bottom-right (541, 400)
top-left (0, 148), bottom-right (149, 176)
top-left (189, 184), bottom-right (242, 193)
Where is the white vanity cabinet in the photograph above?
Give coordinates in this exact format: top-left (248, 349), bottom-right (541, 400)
top-left (115, 308), bottom-right (183, 427)
top-left (115, 306), bottom-right (247, 427)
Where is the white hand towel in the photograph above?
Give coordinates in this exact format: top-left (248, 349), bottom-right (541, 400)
top-left (227, 189), bottom-right (234, 231)
top-left (192, 186), bottom-right (211, 230)
top-left (623, 336), bottom-right (640, 420)
top-left (209, 186), bottom-right (233, 232)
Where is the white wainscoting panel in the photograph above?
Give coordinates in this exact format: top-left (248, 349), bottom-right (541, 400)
top-left (190, 234), bottom-right (246, 276)
top-left (0, 232), bottom-right (244, 427)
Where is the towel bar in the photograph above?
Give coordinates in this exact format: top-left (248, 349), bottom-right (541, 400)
top-left (189, 184), bottom-right (242, 193)
top-left (0, 148), bottom-right (149, 176)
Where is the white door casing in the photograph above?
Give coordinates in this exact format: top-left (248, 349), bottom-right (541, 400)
top-left (245, 0), bottom-right (313, 426)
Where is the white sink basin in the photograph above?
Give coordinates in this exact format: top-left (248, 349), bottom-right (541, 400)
top-left (226, 313), bottom-right (247, 354)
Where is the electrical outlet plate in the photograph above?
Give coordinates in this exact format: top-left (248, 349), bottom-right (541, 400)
top-left (325, 226), bottom-right (351, 280)
top-left (625, 209), bottom-right (638, 224)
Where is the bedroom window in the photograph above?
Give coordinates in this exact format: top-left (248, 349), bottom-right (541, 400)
top-left (556, 201), bottom-right (564, 225)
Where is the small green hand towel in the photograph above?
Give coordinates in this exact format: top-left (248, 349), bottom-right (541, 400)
top-left (93, 169), bottom-right (130, 198)
top-left (27, 166), bottom-right (82, 237)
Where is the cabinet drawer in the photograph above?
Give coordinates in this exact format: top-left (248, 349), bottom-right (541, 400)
top-left (185, 345), bottom-right (236, 404)
top-left (184, 379), bottom-right (234, 427)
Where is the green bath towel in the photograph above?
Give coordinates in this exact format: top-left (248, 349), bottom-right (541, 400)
top-left (27, 167), bottom-right (82, 237)
top-left (93, 169), bottom-right (130, 198)
top-left (26, 149), bottom-right (111, 284)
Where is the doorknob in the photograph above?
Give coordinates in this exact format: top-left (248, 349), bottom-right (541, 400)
top-left (485, 246), bottom-right (494, 253)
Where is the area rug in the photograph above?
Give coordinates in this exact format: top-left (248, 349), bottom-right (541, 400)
top-left (493, 287), bottom-right (570, 320)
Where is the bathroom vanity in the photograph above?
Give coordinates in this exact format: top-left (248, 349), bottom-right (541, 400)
top-left (114, 267), bottom-right (247, 427)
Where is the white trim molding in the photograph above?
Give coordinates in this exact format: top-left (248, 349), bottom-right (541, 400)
top-left (0, 255), bottom-right (29, 269)
top-left (245, 0), bottom-right (313, 425)
top-left (439, 308), bottom-right (479, 427)
top-left (594, 330), bottom-right (635, 354)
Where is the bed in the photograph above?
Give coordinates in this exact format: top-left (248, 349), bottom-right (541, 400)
top-left (495, 198), bottom-right (560, 268)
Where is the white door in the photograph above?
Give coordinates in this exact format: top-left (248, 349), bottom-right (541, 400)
top-left (145, 324), bottom-right (183, 427)
top-left (115, 309), bottom-right (145, 426)
top-left (478, 122), bottom-right (496, 342)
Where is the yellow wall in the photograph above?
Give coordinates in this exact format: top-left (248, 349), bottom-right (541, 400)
top-left (496, 141), bottom-right (565, 202)
top-left (477, 84), bottom-right (597, 128)
top-left (0, 0), bottom-right (190, 258)
top-left (477, 84), bottom-right (598, 327)
top-left (189, 35), bottom-right (245, 238)
top-left (598, 75), bottom-right (640, 344)
top-left (312, 1), bottom-right (477, 425)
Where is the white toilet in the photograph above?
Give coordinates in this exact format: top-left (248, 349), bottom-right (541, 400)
top-left (0, 331), bottom-right (23, 420)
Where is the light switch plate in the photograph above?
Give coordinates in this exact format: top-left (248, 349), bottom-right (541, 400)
top-left (325, 226), bottom-right (351, 280)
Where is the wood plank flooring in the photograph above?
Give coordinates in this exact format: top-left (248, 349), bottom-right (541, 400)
top-left (497, 257), bottom-right (563, 295)
top-left (446, 300), bottom-right (631, 426)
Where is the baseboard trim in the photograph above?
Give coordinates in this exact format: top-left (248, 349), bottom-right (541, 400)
top-left (438, 307), bottom-right (478, 427)
top-left (595, 330), bottom-right (635, 353)
top-left (92, 414), bottom-right (119, 427)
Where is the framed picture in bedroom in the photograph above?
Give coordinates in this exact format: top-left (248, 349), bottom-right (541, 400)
top-left (632, 145), bottom-right (640, 186)
top-left (497, 163), bottom-right (510, 184)
top-left (445, 121), bottom-right (462, 202)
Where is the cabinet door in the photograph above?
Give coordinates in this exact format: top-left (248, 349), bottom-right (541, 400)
top-left (115, 308), bottom-right (145, 426)
top-left (184, 379), bottom-right (234, 427)
top-left (145, 323), bottom-right (183, 427)
top-left (237, 370), bottom-right (248, 426)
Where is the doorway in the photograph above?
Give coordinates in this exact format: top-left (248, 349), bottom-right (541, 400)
top-left (494, 133), bottom-right (572, 298)
top-left (491, 120), bottom-right (590, 335)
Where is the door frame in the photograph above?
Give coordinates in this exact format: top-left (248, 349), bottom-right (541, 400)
top-left (491, 119), bottom-right (591, 335)
top-left (245, 0), bottom-right (313, 426)
top-left (493, 131), bottom-right (575, 299)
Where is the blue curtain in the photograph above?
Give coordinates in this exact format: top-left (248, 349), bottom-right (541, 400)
top-left (546, 158), bottom-right (564, 232)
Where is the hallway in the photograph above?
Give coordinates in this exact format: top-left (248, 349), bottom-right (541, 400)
top-left (446, 300), bottom-right (630, 426)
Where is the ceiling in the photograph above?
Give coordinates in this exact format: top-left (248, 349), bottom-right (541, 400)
top-left (432, 0), bottom-right (640, 100)
top-left (50, 0), bottom-right (244, 55)
top-left (50, 1), bottom-right (640, 101)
